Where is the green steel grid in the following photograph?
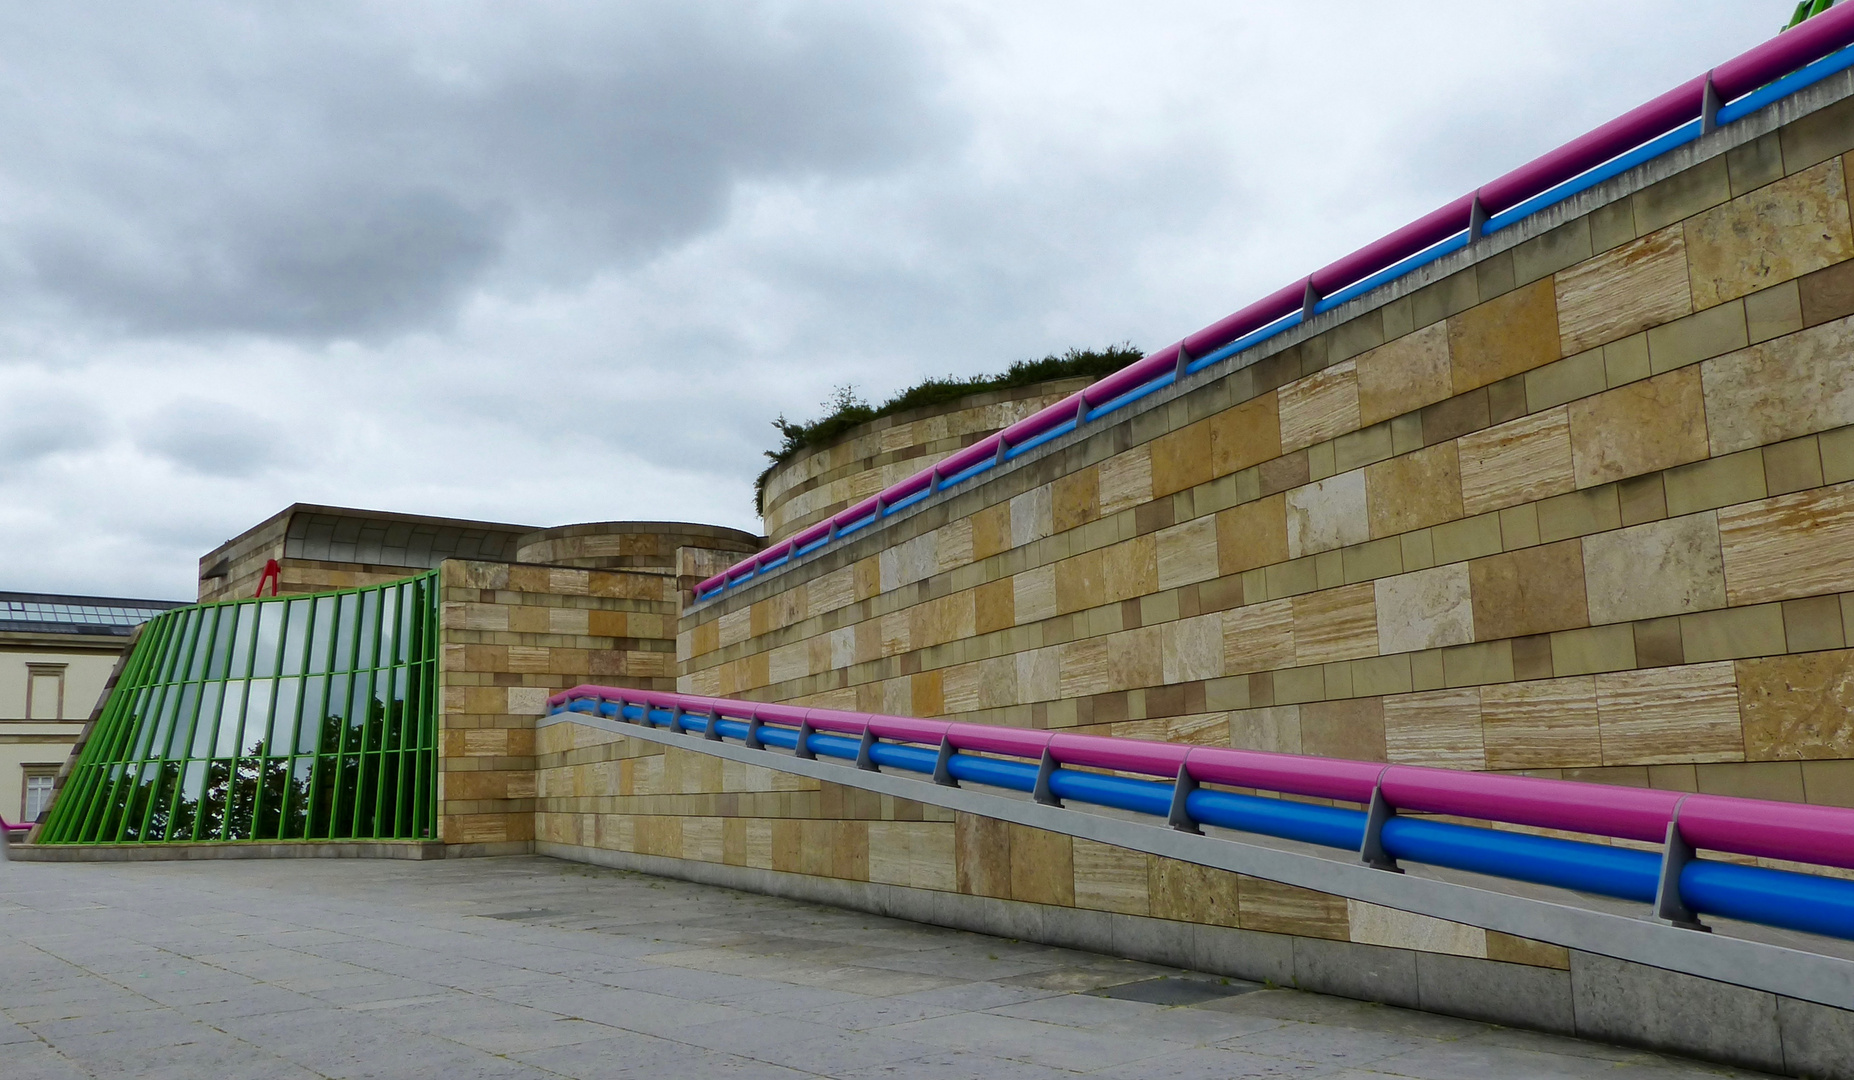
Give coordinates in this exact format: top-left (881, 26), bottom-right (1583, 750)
top-left (37, 571), bottom-right (439, 844)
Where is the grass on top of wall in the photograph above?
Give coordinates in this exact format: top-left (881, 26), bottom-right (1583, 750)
top-left (755, 344), bottom-right (1143, 517)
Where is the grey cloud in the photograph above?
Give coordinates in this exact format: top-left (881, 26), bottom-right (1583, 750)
top-left (0, 2), bottom-right (949, 340)
top-left (0, 389), bottom-right (102, 469)
top-left (134, 398), bottom-right (285, 478)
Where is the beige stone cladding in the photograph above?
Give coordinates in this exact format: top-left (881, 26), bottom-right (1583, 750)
top-left (680, 96), bottom-right (1854, 813)
top-left (438, 560), bottom-right (682, 853)
top-left (535, 725), bottom-right (1571, 971)
top-left (761, 379), bottom-right (1092, 544)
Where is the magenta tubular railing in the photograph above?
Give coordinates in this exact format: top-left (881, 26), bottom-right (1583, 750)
top-left (695, 10), bottom-right (1854, 603)
top-left (547, 684), bottom-right (1854, 875)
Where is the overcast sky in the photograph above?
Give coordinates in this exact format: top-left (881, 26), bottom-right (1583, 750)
top-left (0, 2), bottom-right (1781, 600)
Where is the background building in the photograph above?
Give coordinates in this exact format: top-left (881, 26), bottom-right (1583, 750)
top-left (0, 593), bottom-right (186, 825)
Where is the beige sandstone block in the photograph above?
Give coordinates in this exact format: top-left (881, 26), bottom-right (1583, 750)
top-left (1217, 493), bottom-right (1290, 575)
top-left (1010, 486), bottom-right (1054, 547)
top-left (1347, 901), bottom-right (1486, 958)
top-left (1279, 359), bottom-right (1361, 453)
top-left (1286, 471), bottom-right (1369, 558)
top-left (1374, 564), bottom-right (1474, 654)
top-left (1052, 468), bottom-right (1100, 533)
top-left (1014, 564), bottom-right (1058, 624)
top-left (1016, 646), bottom-right (1061, 703)
top-left (1299, 698), bottom-right (1387, 762)
top-left (718, 607), bottom-right (752, 648)
top-left (1469, 540), bottom-right (1590, 640)
top-left (1556, 225), bottom-right (1694, 355)
top-left (1101, 536), bottom-right (1158, 603)
top-left (1718, 482), bottom-right (1854, 605)
top-left (1107, 626), bottom-right (1163, 692)
top-left (1448, 278), bottom-right (1562, 393)
top-left (1357, 322), bottom-right (1452, 426)
top-left (1595, 662), bottom-right (1744, 765)
top-left (1155, 516), bottom-right (1220, 590)
top-left (1239, 875), bottom-right (1349, 940)
top-left (1365, 442), bottom-right (1464, 538)
top-left (1582, 512), bottom-right (1726, 624)
top-left (1224, 598), bottom-right (1297, 675)
top-left (1568, 366), bottom-right (1710, 487)
top-left (1701, 317), bottom-right (1854, 456)
top-left (1738, 650), bottom-right (1854, 761)
top-left (1054, 549), bottom-right (1105, 615)
top-left (1230, 705), bottom-right (1303, 754)
top-left (1210, 393), bottom-right (1283, 476)
top-left (1383, 687), bottom-right (1485, 769)
top-left (1458, 407), bottom-right (1576, 515)
top-left (1151, 419), bottom-right (1215, 498)
top-left (1058, 637), bottom-right (1112, 698)
top-left (1685, 159), bottom-right (1854, 308)
top-left (1481, 676), bottom-right (1602, 769)
top-left (1008, 825), bottom-right (1075, 907)
top-left (1292, 583), bottom-right (1379, 665)
top-left (1152, 860), bottom-right (1243, 928)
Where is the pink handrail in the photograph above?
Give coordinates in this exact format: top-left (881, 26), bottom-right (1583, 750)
top-left (697, 9), bottom-right (1854, 599)
top-left (549, 684), bottom-right (1854, 874)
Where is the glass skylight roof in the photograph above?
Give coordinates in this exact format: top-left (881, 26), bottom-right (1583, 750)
top-left (0, 594), bottom-right (184, 634)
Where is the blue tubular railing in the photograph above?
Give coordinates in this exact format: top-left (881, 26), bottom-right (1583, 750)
top-left (554, 690), bottom-right (1854, 943)
top-left (697, 14), bottom-right (1854, 606)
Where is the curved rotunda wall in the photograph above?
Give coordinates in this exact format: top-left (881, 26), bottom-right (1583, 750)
top-left (683, 80), bottom-right (1854, 824)
top-left (760, 379), bottom-right (1092, 543)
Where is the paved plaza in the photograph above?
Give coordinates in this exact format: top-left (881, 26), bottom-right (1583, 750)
top-left (0, 855), bottom-right (1769, 1079)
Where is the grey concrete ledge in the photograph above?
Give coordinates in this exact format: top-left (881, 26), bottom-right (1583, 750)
top-left (540, 712), bottom-right (1854, 1012)
top-left (6, 839), bottom-right (445, 862)
top-left (537, 840), bottom-right (1854, 1079)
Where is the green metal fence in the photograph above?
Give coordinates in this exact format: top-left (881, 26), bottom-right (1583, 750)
top-left (37, 572), bottom-right (439, 844)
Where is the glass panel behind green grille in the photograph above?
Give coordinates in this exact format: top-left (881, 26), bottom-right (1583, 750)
top-left (38, 571), bottom-right (438, 843)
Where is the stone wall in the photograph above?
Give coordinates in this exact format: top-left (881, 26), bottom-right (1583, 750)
top-left (761, 379), bottom-right (1091, 543)
top-left (681, 85), bottom-right (1854, 813)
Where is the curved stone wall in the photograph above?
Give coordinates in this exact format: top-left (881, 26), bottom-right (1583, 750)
top-left (760, 379), bottom-right (1092, 543)
top-left (681, 81), bottom-right (1854, 819)
top-left (515, 521), bottom-right (761, 579)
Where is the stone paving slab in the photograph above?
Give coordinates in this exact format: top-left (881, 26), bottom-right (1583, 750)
top-left (0, 856), bottom-right (1773, 1079)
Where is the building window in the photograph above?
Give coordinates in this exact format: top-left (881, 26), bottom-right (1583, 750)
top-left (26, 664), bottom-right (66, 720)
top-left (23, 771), bottom-right (56, 823)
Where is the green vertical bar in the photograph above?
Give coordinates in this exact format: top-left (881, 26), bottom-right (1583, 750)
top-left (46, 612), bottom-right (163, 841)
top-left (79, 612), bottom-right (183, 842)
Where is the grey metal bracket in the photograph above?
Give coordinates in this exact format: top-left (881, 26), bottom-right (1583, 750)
top-left (1173, 343), bottom-right (1193, 383)
top-left (1301, 278), bottom-right (1321, 320)
top-left (745, 715), bottom-right (765, 750)
top-left (1167, 763), bottom-right (1201, 834)
top-left (932, 736), bottom-right (959, 787)
top-left (794, 720), bottom-right (816, 760)
top-left (1701, 73), bottom-right (1722, 134)
top-left (1360, 786), bottom-right (1403, 872)
top-left (1655, 818), bottom-right (1712, 932)
top-left (665, 706), bottom-right (684, 734)
top-left (1032, 749), bottom-right (1063, 807)
top-left (1468, 194), bottom-right (1489, 242)
top-left (1074, 395), bottom-right (1091, 426)
top-left (702, 709), bottom-right (722, 741)
top-left (993, 437), bottom-right (1011, 465)
top-left (855, 728), bottom-right (879, 771)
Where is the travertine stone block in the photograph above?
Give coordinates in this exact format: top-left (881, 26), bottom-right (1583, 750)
top-left (1582, 513), bottom-right (1725, 624)
top-left (1664, 449), bottom-right (1767, 517)
top-left (1513, 217), bottom-right (1594, 287)
top-left (1701, 316), bottom-right (1854, 456)
top-left (1052, 467), bottom-right (1100, 533)
top-left (1334, 422), bottom-right (1393, 474)
top-left (1010, 486), bottom-right (1054, 547)
top-left (1274, 664), bottom-right (1326, 703)
top-left (1601, 333), bottom-right (1651, 387)
top-left (1679, 604), bottom-right (1786, 663)
top-left (1299, 697), bottom-right (1387, 761)
top-left (1718, 482), bottom-right (1854, 605)
top-left (1383, 687), bottom-right (1485, 769)
top-left (1458, 407), bottom-right (1575, 516)
top-left (1442, 640), bottom-right (1514, 687)
top-left (1008, 824), bottom-right (1075, 907)
top-left (1348, 901), bottom-right (1486, 958)
top-left (1230, 704), bottom-right (1303, 753)
top-left (974, 578), bottom-right (1015, 635)
top-left (1803, 757), bottom-right (1854, 806)
top-left (1634, 154), bottom-right (1730, 234)
top-left (1525, 348), bottom-right (1606, 412)
top-left (1685, 159), bottom-right (1854, 308)
top-left (1210, 393), bottom-right (1282, 476)
top-left (1072, 838), bottom-right (1150, 915)
top-left (1150, 418), bottom-right (1214, 498)
top-left (1763, 435), bottom-right (1825, 496)
top-left (1278, 359), bottom-right (1361, 453)
top-left (1827, 426), bottom-right (1854, 484)
top-left (1352, 653), bottom-right (1414, 697)
top-left (1468, 540), bottom-right (1589, 640)
top-left (1292, 583), bottom-right (1379, 665)
top-left (1217, 492), bottom-right (1289, 575)
top-left (1595, 662), bottom-right (1744, 765)
top-left (1447, 278), bottom-right (1560, 393)
top-left (955, 814), bottom-right (1012, 898)
top-left (1375, 564), bottom-right (1474, 655)
top-left (1556, 226), bottom-right (1693, 355)
top-left (1342, 537), bottom-right (1404, 584)
top-left (1800, 257), bottom-right (1854, 327)
top-left (1357, 322), bottom-right (1451, 426)
top-left (1238, 875), bottom-right (1349, 940)
top-left (1059, 637), bottom-right (1111, 698)
top-left (1550, 623), bottom-right (1637, 676)
top-left (1365, 443), bottom-right (1463, 538)
top-left (1098, 447), bottom-right (1153, 517)
top-left (1481, 676), bottom-right (1602, 769)
top-left (1014, 564), bottom-right (1057, 624)
top-left (1224, 599), bottom-right (1296, 676)
top-left (1101, 536), bottom-right (1158, 603)
top-left (1568, 367), bottom-right (1708, 488)
top-left (1163, 612), bottom-right (1225, 683)
top-left (1431, 512), bottom-right (1503, 565)
top-left (1782, 595), bottom-right (1847, 653)
top-left (1154, 516), bottom-right (1219, 591)
top-left (1151, 859), bottom-right (1243, 928)
top-left (1107, 624), bottom-right (1164, 691)
top-left (1285, 471), bottom-right (1369, 558)
top-left (1536, 485), bottom-right (1620, 544)
top-left (1726, 132), bottom-right (1785, 197)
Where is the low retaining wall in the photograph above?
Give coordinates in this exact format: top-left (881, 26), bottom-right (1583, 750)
top-left (4, 839), bottom-right (445, 862)
top-left (536, 711), bottom-right (1854, 1078)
